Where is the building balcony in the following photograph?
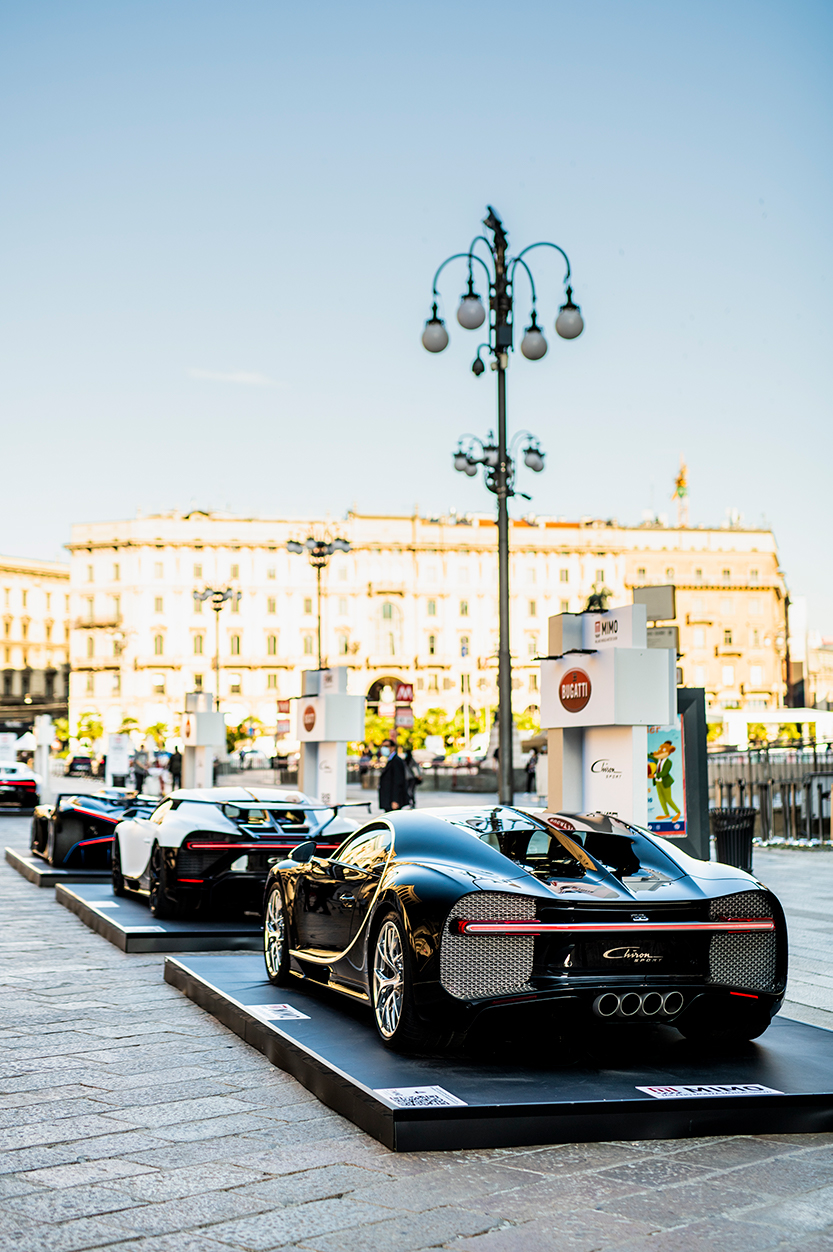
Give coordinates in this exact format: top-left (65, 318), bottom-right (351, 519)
top-left (73, 616), bottom-right (122, 630)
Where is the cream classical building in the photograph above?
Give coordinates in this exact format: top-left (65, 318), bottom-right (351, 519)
top-left (66, 509), bottom-right (788, 743)
top-left (0, 555), bottom-right (70, 723)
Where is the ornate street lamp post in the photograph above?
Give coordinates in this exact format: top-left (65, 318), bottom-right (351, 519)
top-left (193, 587), bottom-right (242, 711)
top-left (287, 536), bottom-right (351, 670)
top-left (424, 206), bottom-right (584, 804)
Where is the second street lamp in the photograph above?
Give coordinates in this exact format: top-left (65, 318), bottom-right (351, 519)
top-left (193, 587), bottom-right (242, 711)
top-left (287, 536), bottom-right (351, 670)
top-left (424, 206), bottom-right (584, 804)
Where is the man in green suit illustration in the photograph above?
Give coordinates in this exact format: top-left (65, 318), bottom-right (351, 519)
top-left (648, 740), bottom-right (681, 819)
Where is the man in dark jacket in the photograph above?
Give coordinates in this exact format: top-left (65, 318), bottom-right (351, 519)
top-left (378, 739), bottom-right (409, 812)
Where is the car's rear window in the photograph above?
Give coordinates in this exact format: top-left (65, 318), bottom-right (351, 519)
top-left (440, 807), bottom-right (683, 883)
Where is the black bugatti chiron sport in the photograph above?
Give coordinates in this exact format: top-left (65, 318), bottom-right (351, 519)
top-left (30, 790), bottom-right (157, 869)
top-left (262, 806), bottom-right (787, 1052)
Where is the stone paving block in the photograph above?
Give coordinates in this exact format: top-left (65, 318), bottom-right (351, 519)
top-left (98, 1188), bottom-right (274, 1238)
top-left (496, 1141), bottom-right (648, 1176)
top-left (238, 1163), bottom-right (395, 1207)
top-left (117, 1163), bottom-right (269, 1202)
top-left (144, 1114), bottom-right (278, 1142)
top-left (0, 1112), bottom-right (141, 1153)
top-left (344, 1161), bottom-right (539, 1213)
top-left (122, 1137), bottom-right (273, 1171)
top-left (0, 1096), bottom-right (113, 1128)
top-left (724, 1155), bottom-right (833, 1199)
top-left (301, 1204), bottom-right (499, 1252)
top-left (598, 1178), bottom-right (761, 1227)
top-left (207, 1197), bottom-right (394, 1249)
top-left (21, 1156), bottom-right (160, 1189)
top-left (744, 1184), bottom-right (833, 1234)
top-left (115, 1096), bottom-right (254, 1129)
top-left (451, 1207), bottom-right (657, 1252)
top-left (79, 1236), bottom-right (234, 1252)
top-left (603, 1215), bottom-right (787, 1252)
top-left (6, 1182), bottom-right (144, 1223)
top-left (0, 1210), bottom-right (138, 1252)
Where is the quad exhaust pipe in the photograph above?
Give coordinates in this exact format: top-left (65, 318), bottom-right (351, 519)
top-left (593, 990), bottom-right (684, 1020)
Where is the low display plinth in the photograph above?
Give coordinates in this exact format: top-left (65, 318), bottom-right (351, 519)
top-left (165, 953), bottom-right (833, 1152)
top-left (5, 847), bottom-right (111, 888)
top-left (56, 883), bottom-right (262, 953)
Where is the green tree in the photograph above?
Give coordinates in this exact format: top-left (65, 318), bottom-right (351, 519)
top-left (76, 712), bottom-right (103, 747)
top-left (118, 716), bottom-right (141, 737)
top-left (144, 722), bottom-right (168, 749)
top-left (53, 717), bottom-right (70, 744)
top-left (515, 707), bottom-right (540, 734)
top-left (363, 710), bottom-right (394, 748)
top-left (226, 718), bottom-right (263, 754)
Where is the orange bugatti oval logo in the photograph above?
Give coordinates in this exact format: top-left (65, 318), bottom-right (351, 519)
top-left (559, 668), bottom-right (591, 712)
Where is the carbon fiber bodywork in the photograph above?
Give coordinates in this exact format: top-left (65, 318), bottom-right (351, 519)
top-left (30, 791), bottom-right (157, 869)
top-left (268, 807), bottom-right (788, 1045)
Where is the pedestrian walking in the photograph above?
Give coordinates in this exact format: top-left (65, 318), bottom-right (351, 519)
top-left (132, 758), bottom-right (147, 793)
top-left (403, 748), bottom-right (423, 808)
top-left (169, 748), bottom-right (183, 789)
top-left (378, 739), bottom-right (409, 812)
top-left (526, 748), bottom-right (538, 793)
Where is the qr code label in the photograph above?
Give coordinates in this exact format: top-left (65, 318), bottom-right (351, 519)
top-left (246, 1003), bottom-right (311, 1022)
top-left (374, 1085), bottom-right (467, 1108)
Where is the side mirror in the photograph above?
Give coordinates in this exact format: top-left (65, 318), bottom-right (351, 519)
top-left (290, 839), bottom-right (316, 863)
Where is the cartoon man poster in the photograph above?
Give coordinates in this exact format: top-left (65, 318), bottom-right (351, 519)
top-left (647, 719), bottom-right (686, 836)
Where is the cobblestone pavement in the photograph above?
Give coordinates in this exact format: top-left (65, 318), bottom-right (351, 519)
top-left (3, 814), bottom-right (833, 1252)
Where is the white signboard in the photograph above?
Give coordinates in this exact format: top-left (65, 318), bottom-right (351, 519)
top-left (0, 733), bottom-right (17, 762)
top-left (107, 734), bottom-right (132, 775)
top-left (638, 1084), bottom-right (782, 1099)
top-left (374, 1086), bottom-right (467, 1108)
top-left (582, 726), bottom-right (646, 824)
top-left (540, 648), bottom-right (675, 730)
top-left (581, 605), bottom-right (647, 650)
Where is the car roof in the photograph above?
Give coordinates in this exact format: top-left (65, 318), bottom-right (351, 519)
top-left (169, 786), bottom-right (311, 804)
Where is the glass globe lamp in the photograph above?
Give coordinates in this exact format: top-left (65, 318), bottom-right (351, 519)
top-left (422, 303), bottom-right (449, 352)
top-left (555, 286), bottom-right (584, 339)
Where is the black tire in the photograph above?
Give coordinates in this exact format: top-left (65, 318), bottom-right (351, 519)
top-left (149, 843), bottom-right (181, 920)
top-left (111, 837), bottom-right (126, 897)
top-left (369, 909), bottom-right (439, 1052)
top-left (263, 883), bottom-right (291, 986)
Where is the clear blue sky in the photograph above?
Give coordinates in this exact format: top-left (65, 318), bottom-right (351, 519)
top-left (1, 2), bottom-right (831, 625)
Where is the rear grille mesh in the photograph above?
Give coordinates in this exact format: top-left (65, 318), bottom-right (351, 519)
top-left (440, 892), bottom-right (535, 1001)
top-left (176, 851), bottom-right (231, 877)
top-left (707, 891), bottom-right (780, 993)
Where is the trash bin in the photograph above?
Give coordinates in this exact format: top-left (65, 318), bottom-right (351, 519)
top-left (710, 807), bottom-right (757, 872)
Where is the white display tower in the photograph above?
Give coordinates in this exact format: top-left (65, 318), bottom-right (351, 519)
top-left (296, 667), bottom-right (365, 806)
top-left (182, 692), bottom-right (226, 789)
top-left (541, 606), bottom-right (676, 826)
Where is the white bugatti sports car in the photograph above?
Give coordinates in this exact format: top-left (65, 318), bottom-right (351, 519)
top-left (112, 786), bottom-right (361, 919)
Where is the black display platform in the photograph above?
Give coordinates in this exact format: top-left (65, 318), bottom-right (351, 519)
top-left (165, 953), bottom-right (833, 1152)
top-left (56, 883), bottom-right (262, 953)
top-left (5, 846), bottom-right (111, 888)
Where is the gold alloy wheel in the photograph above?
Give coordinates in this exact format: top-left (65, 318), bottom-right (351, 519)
top-left (264, 887), bottom-right (286, 978)
top-left (373, 918), bottom-right (405, 1039)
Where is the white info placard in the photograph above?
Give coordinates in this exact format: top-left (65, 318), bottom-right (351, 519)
top-left (374, 1086), bottom-right (468, 1108)
top-left (637, 1083), bottom-right (783, 1099)
top-left (246, 1004), bottom-right (311, 1022)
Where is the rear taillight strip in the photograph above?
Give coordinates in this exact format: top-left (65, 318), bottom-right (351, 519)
top-left (186, 841), bottom-right (338, 852)
top-left (454, 919), bottom-right (775, 936)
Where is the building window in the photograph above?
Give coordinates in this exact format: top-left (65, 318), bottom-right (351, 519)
top-left (637, 567), bottom-right (646, 580)
top-left (267, 566), bottom-right (276, 580)
top-left (428, 634), bottom-right (436, 656)
top-left (304, 598), bottom-right (313, 615)
top-left (267, 635), bottom-right (277, 656)
top-left (267, 672), bottom-right (278, 689)
top-left (303, 635), bottom-right (314, 655)
top-left (86, 635), bottom-right (94, 658)
top-left (665, 568), bottom-right (674, 579)
top-left (86, 673), bottom-right (94, 694)
top-left (230, 634), bottom-right (241, 656)
top-left (529, 673), bottom-right (539, 692)
top-left (750, 598), bottom-right (762, 615)
top-left (749, 568), bottom-right (759, 583)
top-left (21, 621), bottom-right (28, 640)
top-left (112, 595), bottom-right (121, 618)
top-left (528, 635), bottom-right (538, 657)
top-left (229, 673), bottom-right (242, 694)
top-left (338, 633), bottom-right (349, 655)
top-left (2, 589), bottom-right (8, 607)
top-left (382, 602), bottom-right (393, 620)
top-left (694, 568), bottom-right (703, 581)
top-left (45, 623), bottom-right (52, 642)
top-left (154, 634), bottom-right (164, 656)
top-left (427, 599), bottom-right (436, 616)
top-left (154, 596), bottom-right (163, 613)
top-left (722, 569), bottom-right (731, 583)
top-left (45, 592), bottom-right (51, 611)
top-left (693, 627), bottom-right (705, 648)
top-left (720, 598), bottom-right (734, 616)
top-left (112, 673), bottom-right (121, 695)
top-left (560, 569), bottom-right (569, 583)
top-left (722, 665), bottom-right (735, 686)
top-left (267, 597), bottom-right (276, 614)
top-left (595, 569), bottom-right (605, 584)
top-left (459, 600), bottom-right (469, 617)
top-left (230, 564), bottom-right (239, 580)
top-left (154, 562), bottom-right (163, 579)
top-left (751, 629), bottom-right (760, 647)
top-left (723, 629), bottom-right (733, 646)
top-left (460, 635), bottom-right (469, 658)
top-left (338, 565), bottom-right (348, 581)
top-left (230, 596), bottom-right (240, 614)
top-left (428, 674), bottom-right (439, 692)
top-left (193, 673), bottom-right (204, 691)
top-left (338, 597), bottom-right (348, 615)
top-left (87, 565), bottom-right (94, 582)
top-left (528, 600), bottom-right (537, 617)
top-left (193, 563), bottom-right (202, 578)
top-left (193, 596), bottom-right (203, 614)
top-left (749, 665), bottom-right (763, 687)
top-left (695, 665), bottom-right (706, 686)
top-left (194, 635), bottom-right (203, 655)
top-left (86, 596), bottom-right (94, 620)
top-left (113, 564), bottom-right (120, 582)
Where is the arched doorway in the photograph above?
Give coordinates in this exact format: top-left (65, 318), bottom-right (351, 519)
top-left (366, 676), bottom-right (407, 714)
